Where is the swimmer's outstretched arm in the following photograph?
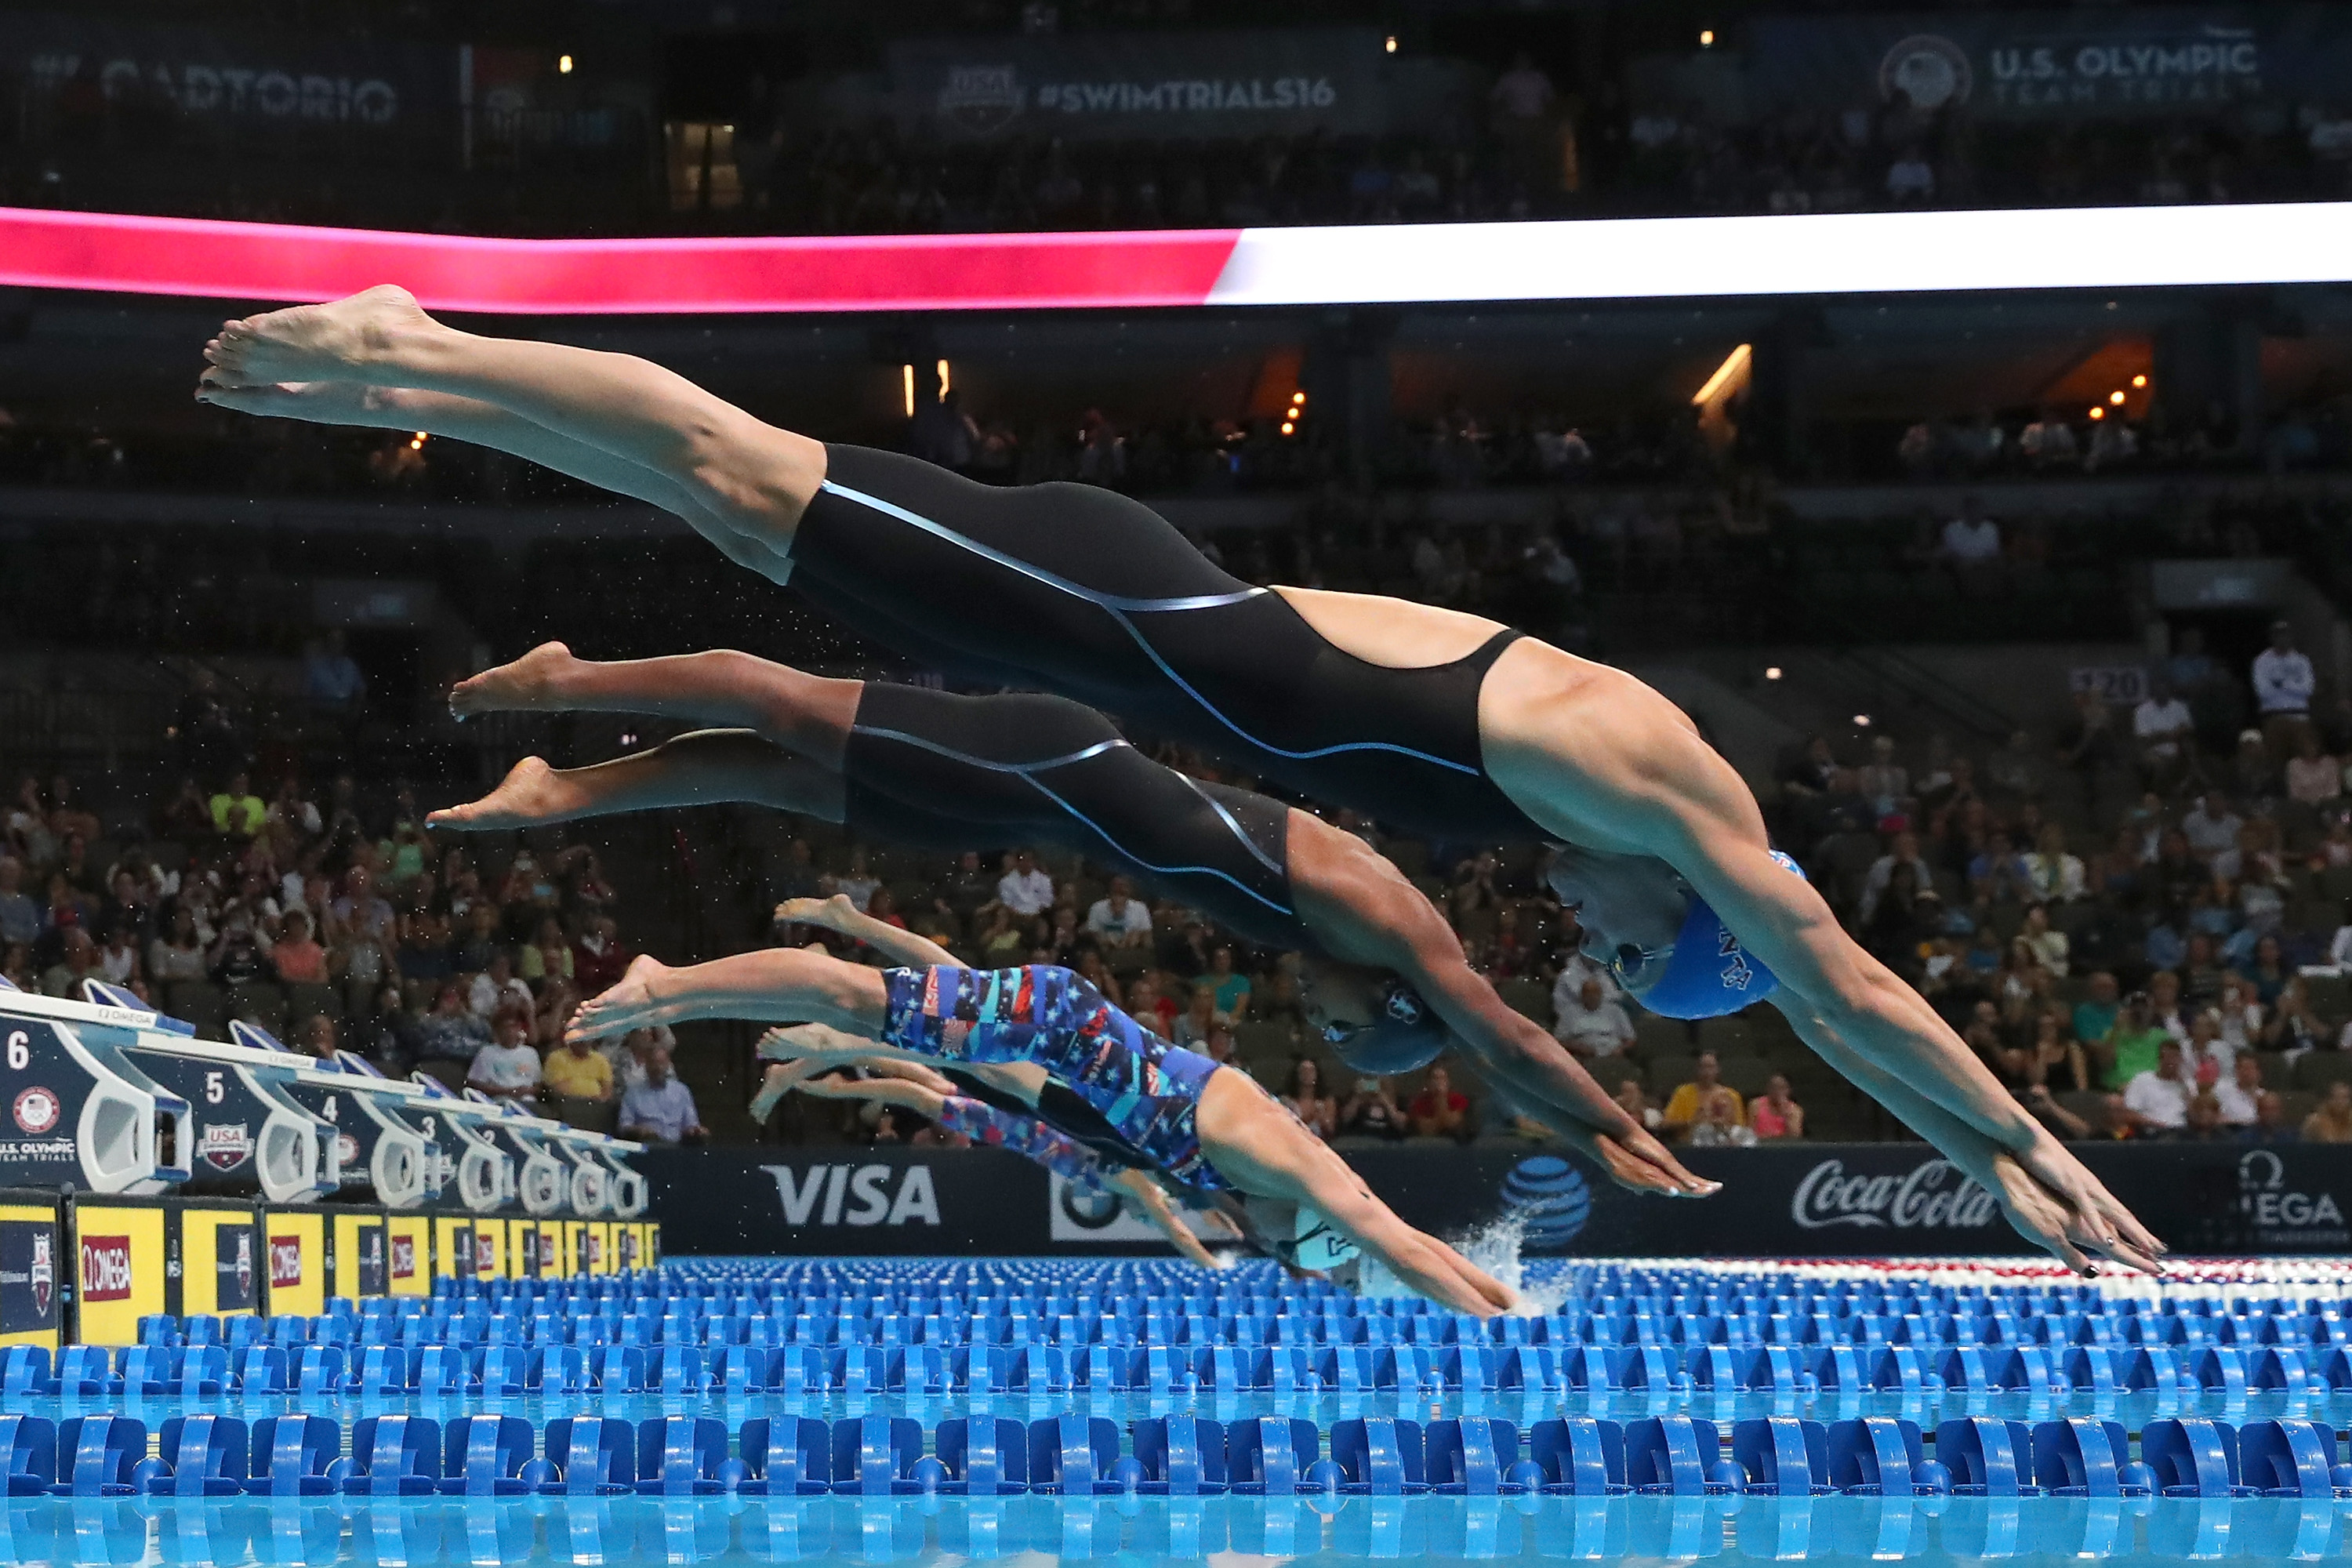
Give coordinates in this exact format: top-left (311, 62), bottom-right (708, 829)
top-left (1599, 719), bottom-right (2164, 1271)
top-left (568, 949), bottom-right (887, 1042)
top-left (1195, 1069), bottom-right (1514, 1316)
top-left (202, 289), bottom-right (819, 576)
top-left (1292, 818), bottom-right (1712, 1199)
top-left (1111, 1171), bottom-right (1234, 1272)
top-left (1777, 1003), bottom-right (2147, 1274)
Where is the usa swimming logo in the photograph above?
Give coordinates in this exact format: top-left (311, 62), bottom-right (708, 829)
top-left (1501, 1156), bottom-right (1592, 1250)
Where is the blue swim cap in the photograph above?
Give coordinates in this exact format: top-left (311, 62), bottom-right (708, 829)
top-left (1633, 852), bottom-right (1804, 1020)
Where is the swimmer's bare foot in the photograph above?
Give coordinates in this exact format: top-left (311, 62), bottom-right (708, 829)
top-left (195, 376), bottom-right (406, 425)
top-left (449, 642), bottom-right (579, 720)
top-left (568, 953), bottom-right (671, 1042)
top-left (774, 893), bottom-right (866, 932)
top-left (205, 285), bottom-right (430, 388)
top-left (426, 757), bottom-right (588, 832)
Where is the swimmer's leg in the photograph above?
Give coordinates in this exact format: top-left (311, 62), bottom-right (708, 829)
top-left (203, 288), bottom-right (822, 561)
top-left (430, 731), bottom-right (844, 832)
top-left (448, 644), bottom-right (858, 767)
top-left (568, 945), bottom-right (887, 1043)
top-left (1194, 1069), bottom-right (1514, 1316)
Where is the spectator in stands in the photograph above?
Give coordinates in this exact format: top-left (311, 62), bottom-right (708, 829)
top-left (1857, 830), bottom-right (1935, 924)
top-left (933, 851), bottom-right (994, 927)
top-left (303, 630), bottom-right (365, 715)
top-left (412, 980), bottom-right (491, 1069)
top-left (2122, 1037), bottom-right (2193, 1134)
top-left (1661, 1051), bottom-right (1744, 1138)
top-left (1613, 1078), bottom-right (1663, 1134)
top-left (1854, 735), bottom-right (1911, 824)
top-left (467, 1008), bottom-right (543, 1101)
top-left (2088, 1092), bottom-right (2141, 1140)
top-left (295, 1013), bottom-right (339, 1063)
top-left (1083, 876), bottom-right (1153, 948)
top-left (1408, 1064), bottom-right (1475, 1142)
top-left (2214, 1052), bottom-right (2263, 1127)
top-left (38, 927), bottom-right (99, 997)
top-left (209, 772), bottom-right (266, 842)
top-left (2252, 619), bottom-right (2316, 757)
top-left (2288, 729), bottom-right (2343, 806)
top-left (2009, 906), bottom-right (2067, 982)
top-left (2023, 826), bottom-right (2086, 905)
top-left (572, 914), bottom-right (630, 996)
top-left (2300, 1080), bottom-right (2352, 1143)
top-left (543, 1028), bottom-right (616, 1105)
top-left (1549, 941), bottom-right (1619, 1016)
top-left (1688, 1088), bottom-right (1756, 1147)
top-left (2094, 989), bottom-right (2170, 1090)
top-left (329, 865), bottom-right (394, 947)
top-left (836, 846), bottom-right (880, 914)
top-left (1984, 729), bottom-right (2045, 804)
top-left (2263, 977), bottom-right (2326, 1056)
top-left (270, 909), bottom-right (327, 985)
top-left (1554, 975), bottom-right (1635, 1060)
top-left (619, 1044), bottom-right (706, 1145)
top-left (94, 925), bottom-right (139, 986)
top-left (208, 909), bottom-right (267, 986)
top-left (344, 985), bottom-right (413, 1076)
top-left (1203, 944), bottom-right (1251, 1018)
top-left (1340, 1074), bottom-right (1407, 1141)
top-left (771, 840), bottom-right (822, 904)
top-left (2071, 977), bottom-right (2118, 1056)
top-left (521, 915), bottom-right (573, 987)
top-left (1279, 1058), bottom-right (1338, 1139)
top-left (0, 858), bottom-right (36, 949)
top-left (1750, 1075), bottom-right (1804, 1140)
top-left (2230, 729), bottom-right (2278, 800)
top-left (1126, 971), bottom-right (1178, 1037)
top-left (1173, 985), bottom-right (1220, 1047)
top-left (148, 905), bottom-right (207, 987)
top-left (1936, 499), bottom-right (2002, 590)
top-left (2020, 409), bottom-right (2080, 470)
top-left (2180, 790), bottom-right (2243, 871)
top-left (469, 949), bottom-right (532, 1021)
top-left (2021, 1081), bottom-right (2090, 1140)
top-left (2132, 677), bottom-right (2197, 790)
top-left (996, 849), bottom-right (1054, 917)
top-left (394, 911), bottom-right (452, 986)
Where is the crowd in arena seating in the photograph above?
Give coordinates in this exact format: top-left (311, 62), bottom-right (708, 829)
top-left (11, 26), bottom-right (2350, 238)
top-left (0, 755), bottom-right (706, 1147)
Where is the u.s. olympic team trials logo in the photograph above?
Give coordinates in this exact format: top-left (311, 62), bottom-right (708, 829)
top-left (1501, 1156), bottom-right (1592, 1250)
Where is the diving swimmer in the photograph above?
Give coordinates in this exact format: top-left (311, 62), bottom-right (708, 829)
top-left (425, 641), bottom-right (1709, 1196)
top-left (750, 1040), bottom-right (1244, 1273)
top-left (197, 287), bottom-right (2161, 1274)
top-left (565, 943), bottom-right (1518, 1315)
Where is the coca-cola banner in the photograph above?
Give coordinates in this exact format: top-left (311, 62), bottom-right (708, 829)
top-left (646, 1141), bottom-right (2345, 1259)
top-left (887, 28), bottom-right (1388, 143)
top-left (1744, 6), bottom-right (2352, 122)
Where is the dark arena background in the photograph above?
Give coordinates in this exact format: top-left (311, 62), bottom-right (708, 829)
top-left (1, 0), bottom-right (2350, 1563)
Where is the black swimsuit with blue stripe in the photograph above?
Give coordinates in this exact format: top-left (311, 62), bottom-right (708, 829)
top-left (791, 445), bottom-right (1549, 845)
top-left (840, 683), bottom-right (1310, 950)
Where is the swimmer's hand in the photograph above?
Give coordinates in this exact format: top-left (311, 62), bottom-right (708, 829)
top-left (1562, 1128), bottom-right (1721, 1200)
top-left (775, 894), bottom-right (866, 932)
top-left (1989, 1149), bottom-right (2163, 1277)
top-left (2015, 1138), bottom-right (2166, 1276)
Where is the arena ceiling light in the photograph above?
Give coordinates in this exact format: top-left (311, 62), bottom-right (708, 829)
top-left (2, 202), bottom-right (2350, 314)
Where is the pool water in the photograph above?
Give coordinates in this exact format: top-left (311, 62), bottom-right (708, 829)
top-left (0, 1256), bottom-right (2345, 1566)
